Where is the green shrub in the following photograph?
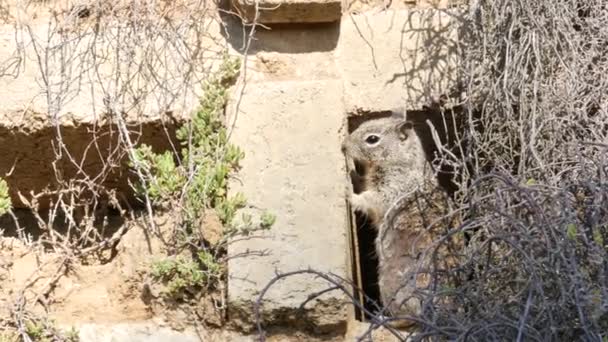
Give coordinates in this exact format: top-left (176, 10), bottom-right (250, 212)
top-left (132, 54), bottom-right (274, 299)
top-left (24, 320), bottom-right (45, 340)
top-left (132, 146), bottom-right (185, 203)
top-left (133, 54), bottom-right (247, 228)
top-left (0, 178), bottom-right (11, 216)
top-left (150, 250), bottom-right (223, 298)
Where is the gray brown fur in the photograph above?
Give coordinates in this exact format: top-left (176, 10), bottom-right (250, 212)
top-left (341, 115), bottom-right (440, 326)
top-left (341, 117), bottom-right (435, 223)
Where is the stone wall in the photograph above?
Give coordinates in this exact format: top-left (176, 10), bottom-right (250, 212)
top-left (0, 0), bottom-right (462, 339)
top-left (223, 1), bottom-right (461, 334)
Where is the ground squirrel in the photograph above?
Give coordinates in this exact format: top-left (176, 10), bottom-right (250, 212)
top-left (341, 114), bottom-right (437, 226)
top-left (342, 113), bottom-right (450, 327)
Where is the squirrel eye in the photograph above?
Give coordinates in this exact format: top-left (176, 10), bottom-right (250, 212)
top-left (365, 135), bottom-right (380, 145)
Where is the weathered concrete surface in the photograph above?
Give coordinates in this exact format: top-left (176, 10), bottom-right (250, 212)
top-left (77, 323), bottom-right (201, 342)
top-left (0, 22), bottom-right (209, 123)
top-left (226, 80), bottom-right (350, 332)
top-left (0, 17), bottom-right (225, 208)
top-left (247, 51), bottom-right (339, 82)
top-left (76, 322), bottom-right (349, 341)
top-left (337, 9), bottom-right (460, 114)
top-left (0, 114), bottom-right (180, 209)
top-left (223, 7), bottom-right (460, 333)
top-left (0, 3), bottom-right (462, 336)
top-left (232, 0), bottom-right (341, 24)
top-left (222, 19), bottom-right (340, 82)
top-left (344, 320), bottom-right (405, 341)
top-left (345, 0), bottom-right (458, 14)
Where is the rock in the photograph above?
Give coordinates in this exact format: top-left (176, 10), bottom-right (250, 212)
top-left (232, 0), bottom-right (341, 24)
top-left (0, 18), bottom-right (225, 209)
top-left (77, 323), bottom-right (201, 342)
top-left (200, 209), bottom-right (224, 246)
top-left (337, 9), bottom-right (461, 113)
top-left (226, 80), bottom-right (350, 332)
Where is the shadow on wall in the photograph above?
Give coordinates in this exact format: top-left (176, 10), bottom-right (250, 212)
top-left (395, 9), bottom-right (463, 108)
top-left (217, 4), bottom-right (462, 108)
top-left (407, 100), bottom-right (484, 196)
top-left (217, 0), bottom-right (340, 54)
top-left (0, 207), bottom-right (125, 244)
top-left (337, 8), bottom-right (464, 111)
top-left (0, 118), bottom-right (179, 211)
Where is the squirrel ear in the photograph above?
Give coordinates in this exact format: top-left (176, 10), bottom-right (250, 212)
top-left (396, 121), bottom-right (413, 140)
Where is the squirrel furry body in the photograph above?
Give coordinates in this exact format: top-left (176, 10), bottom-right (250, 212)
top-left (342, 115), bottom-right (443, 327)
top-left (342, 117), bottom-right (434, 225)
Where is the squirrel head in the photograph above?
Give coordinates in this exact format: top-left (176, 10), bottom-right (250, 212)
top-left (341, 117), bottom-right (424, 171)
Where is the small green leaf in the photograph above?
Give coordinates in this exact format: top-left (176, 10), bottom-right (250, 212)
top-left (592, 227), bottom-right (604, 246)
top-left (566, 223), bottom-right (577, 240)
top-left (0, 178), bottom-right (11, 216)
top-left (261, 211), bottom-right (276, 229)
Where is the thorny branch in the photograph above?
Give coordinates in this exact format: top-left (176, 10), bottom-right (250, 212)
top-left (255, 0), bottom-right (608, 340)
top-left (0, 0), bottom-right (256, 338)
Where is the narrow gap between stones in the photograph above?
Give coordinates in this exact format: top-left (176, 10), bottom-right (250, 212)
top-left (353, 212), bottom-right (381, 320)
top-left (346, 111), bottom-right (393, 321)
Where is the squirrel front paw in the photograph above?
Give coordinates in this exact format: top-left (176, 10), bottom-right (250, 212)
top-left (349, 193), bottom-right (367, 212)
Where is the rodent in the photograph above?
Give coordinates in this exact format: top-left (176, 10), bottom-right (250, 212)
top-left (341, 113), bottom-right (444, 328)
top-left (341, 114), bottom-right (436, 226)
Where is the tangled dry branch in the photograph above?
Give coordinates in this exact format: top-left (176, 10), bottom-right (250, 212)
top-left (0, 0), bottom-right (257, 338)
top-left (255, 0), bottom-right (608, 340)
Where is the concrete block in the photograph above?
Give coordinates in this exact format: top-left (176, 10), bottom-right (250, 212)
top-left (345, 0), bottom-right (457, 14)
top-left (77, 323), bottom-right (200, 342)
top-left (337, 9), bottom-right (461, 113)
top-left (226, 80), bottom-right (349, 331)
top-left (0, 19), bottom-right (226, 208)
top-left (232, 0), bottom-right (342, 24)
